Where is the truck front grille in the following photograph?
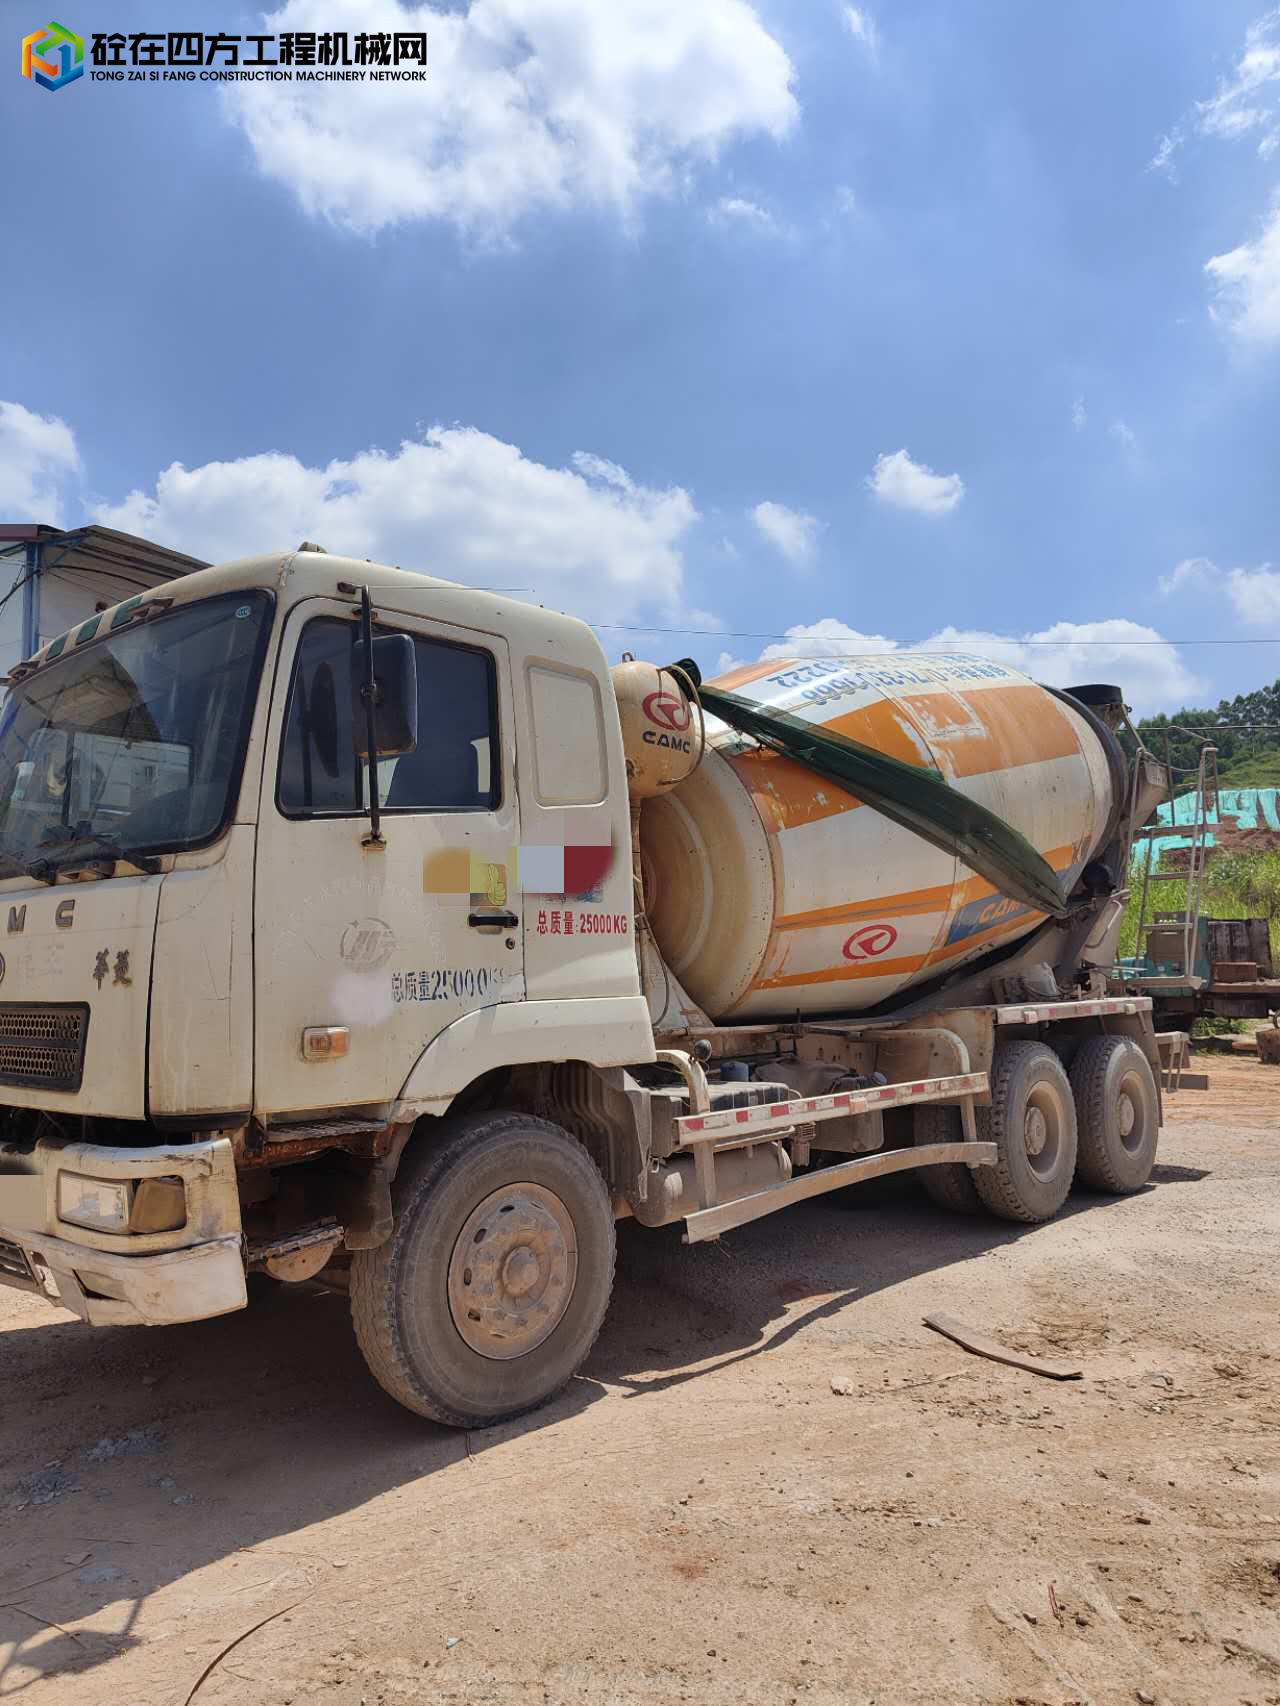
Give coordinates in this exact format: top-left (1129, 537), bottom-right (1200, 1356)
top-left (0, 1236), bottom-right (34, 1284)
top-left (0, 1003), bottom-right (89, 1092)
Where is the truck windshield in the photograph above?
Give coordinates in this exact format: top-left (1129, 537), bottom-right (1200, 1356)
top-left (0, 590), bottom-right (272, 876)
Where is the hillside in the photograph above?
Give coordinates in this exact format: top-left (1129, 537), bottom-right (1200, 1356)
top-left (1129, 675), bottom-right (1280, 787)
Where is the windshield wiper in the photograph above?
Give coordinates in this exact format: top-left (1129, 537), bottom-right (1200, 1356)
top-left (34, 832), bottom-right (162, 877)
top-left (0, 848), bottom-right (59, 886)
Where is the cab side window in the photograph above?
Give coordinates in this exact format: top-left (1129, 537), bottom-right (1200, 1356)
top-left (279, 617), bottom-right (498, 815)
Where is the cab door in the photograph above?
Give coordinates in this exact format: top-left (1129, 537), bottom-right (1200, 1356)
top-left (253, 597), bottom-right (523, 1119)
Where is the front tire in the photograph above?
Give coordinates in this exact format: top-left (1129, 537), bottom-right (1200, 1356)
top-left (1069, 1036), bottom-right (1159, 1194)
top-left (351, 1112), bottom-right (615, 1426)
top-left (913, 1103), bottom-right (983, 1215)
top-left (972, 1042), bottom-right (1078, 1224)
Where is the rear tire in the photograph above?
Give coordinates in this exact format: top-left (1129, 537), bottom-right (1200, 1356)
top-left (1069, 1036), bottom-right (1159, 1194)
top-left (972, 1042), bottom-right (1078, 1224)
top-left (350, 1112), bottom-right (615, 1427)
top-left (913, 1103), bottom-right (983, 1215)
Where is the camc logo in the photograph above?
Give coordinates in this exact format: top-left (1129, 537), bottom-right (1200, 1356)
top-left (842, 922), bottom-right (898, 962)
top-left (22, 20), bottom-right (83, 90)
top-left (641, 690), bottom-right (690, 732)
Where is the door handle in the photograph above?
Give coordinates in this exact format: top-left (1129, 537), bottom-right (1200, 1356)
top-left (468, 909), bottom-right (519, 930)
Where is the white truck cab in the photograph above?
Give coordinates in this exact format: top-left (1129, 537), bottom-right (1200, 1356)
top-left (0, 549), bottom-right (1171, 1426)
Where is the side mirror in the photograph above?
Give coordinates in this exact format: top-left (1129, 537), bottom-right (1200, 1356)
top-left (352, 632), bottom-right (418, 758)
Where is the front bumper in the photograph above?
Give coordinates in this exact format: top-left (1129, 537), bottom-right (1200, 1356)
top-left (0, 1134), bottom-right (246, 1327)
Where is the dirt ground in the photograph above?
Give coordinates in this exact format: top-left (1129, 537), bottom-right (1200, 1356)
top-left (3, 1056), bottom-right (1279, 1706)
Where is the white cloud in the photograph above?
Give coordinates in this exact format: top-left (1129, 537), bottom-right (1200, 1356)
top-left (0, 401), bottom-right (79, 525)
top-left (867, 448), bottom-right (965, 516)
top-left (731, 615), bottom-right (1200, 714)
top-left (749, 499), bottom-right (821, 565)
top-left (1206, 196), bottom-right (1280, 341)
top-left (1153, 13), bottom-right (1280, 334)
top-left (227, 0), bottom-right (798, 236)
top-left (710, 195), bottom-right (776, 231)
top-left (760, 618), bottom-right (897, 660)
top-left (1071, 396), bottom-right (1087, 431)
top-left (1226, 564), bottom-right (1280, 624)
top-left (569, 451), bottom-right (634, 492)
top-left (1159, 555), bottom-right (1218, 596)
top-left (833, 184), bottom-right (857, 216)
top-left (1108, 417), bottom-right (1138, 452)
top-left (1148, 129), bottom-right (1182, 179)
top-left (1197, 8), bottom-right (1280, 152)
top-left (928, 620), bottom-right (1202, 712)
top-left (842, 6), bottom-right (878, 60)
top-left (93, 426), bottom-right (697, 625)
top-left (1153, 10), bottom-right (1280, 173)
top-left (1159, 554), bottom-right (1280, 627)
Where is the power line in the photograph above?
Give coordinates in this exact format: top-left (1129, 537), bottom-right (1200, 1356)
top-left (589, 622), bottom-right (1280, 646)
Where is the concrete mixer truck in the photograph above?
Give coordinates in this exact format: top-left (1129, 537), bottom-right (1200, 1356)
top-left (0, 549), bottom-right (1181, 1425)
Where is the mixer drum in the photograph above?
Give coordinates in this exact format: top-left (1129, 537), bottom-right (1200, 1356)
top-left (640, 651), bottom-right (1115, 1022)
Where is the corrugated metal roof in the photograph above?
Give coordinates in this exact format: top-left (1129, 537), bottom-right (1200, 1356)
top-left (2, 522), bottom-right (207, 584)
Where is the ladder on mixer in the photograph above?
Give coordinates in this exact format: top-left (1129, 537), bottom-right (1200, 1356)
top-left (1130, 740), bottom-right (1220, 985)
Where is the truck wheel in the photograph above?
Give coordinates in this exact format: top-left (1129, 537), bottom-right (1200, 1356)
top-left (913, 1104), bottom-right (982, 1214)
top-left (350, 1112), bottom-right (615, 1427)
top-left (1069, 1036), bottom-right (1159, 1194)
top-left (972, 1042), bottom-right (1078, 1224)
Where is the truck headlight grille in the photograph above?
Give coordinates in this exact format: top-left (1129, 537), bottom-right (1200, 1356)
top-left (0, 1236), bottom-right (34, 1283)
top-left (0, 1003), bottom-right (89, 1092)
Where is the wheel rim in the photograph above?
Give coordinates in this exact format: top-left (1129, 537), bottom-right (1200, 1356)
top-left (1116, 1070), bottom-right (1147, 1154)
top-left (1022, 1081), bottom-right (1065, 1180)
top-left (447, 1183), bottom-right (578, 1361)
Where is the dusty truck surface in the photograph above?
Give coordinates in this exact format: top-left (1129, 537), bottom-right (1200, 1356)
top-left (0, 550), bottom-right (1180, 1425)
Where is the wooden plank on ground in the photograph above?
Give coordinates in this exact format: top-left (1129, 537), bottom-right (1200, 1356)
top-left (923, 1312), bottom-right (1083, 1381)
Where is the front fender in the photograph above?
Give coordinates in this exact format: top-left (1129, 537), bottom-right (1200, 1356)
top-left (390, 995), bottom-right (656, 1120)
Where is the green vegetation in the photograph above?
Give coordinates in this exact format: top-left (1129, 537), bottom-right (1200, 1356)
top-left (1114, 675), bottom-right (1280, 966)
top-left (1205, 849), bottom-right (1280, 951)
top-left (1119, 848), bottom-right (1280, 963)
top-left (1126, 676), bottom-right (1280, 787)
top-left (1191, 1016), bottom-right (1249, 1036)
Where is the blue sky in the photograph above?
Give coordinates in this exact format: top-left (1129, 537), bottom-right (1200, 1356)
top-left (3, 0), bottom-right (1279, 711)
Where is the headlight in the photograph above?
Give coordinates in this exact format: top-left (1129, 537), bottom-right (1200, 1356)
top-left (57, 1173), bottom-right (132, 1233)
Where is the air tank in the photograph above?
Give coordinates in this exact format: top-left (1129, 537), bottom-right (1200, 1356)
top-left (626, 651), bottom-right (1117, 1023)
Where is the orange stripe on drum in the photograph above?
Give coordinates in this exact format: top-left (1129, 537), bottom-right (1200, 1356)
top-left (752, 948), bottom-right (930, 990)
top-left (724, 692), bottom-right (1082, 835)
top-left (932, 907), bottom-right (1046, 962)
top-left (725, 749), bottom-right (863, 832)
top-left (753, 912), bottom-right (1048, 990)
top-left (839, 684), bottom-right (1082, 780)
top-left (755, 843), bottom-right (1080, 992)
top-left (955, 843), bottom-right (1078, 902)
top-left (709, 659), bottom-right (792, 692)
top-left (774, 883), bottom-right (954, 933)
top-left (770, 861), bottom-right (1075, 944)
top-left (725, 699), bottom-right (928, 832)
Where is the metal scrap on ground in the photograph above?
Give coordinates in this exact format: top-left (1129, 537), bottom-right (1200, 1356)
top-left (923, 1312), bottom-right (1083, 1380)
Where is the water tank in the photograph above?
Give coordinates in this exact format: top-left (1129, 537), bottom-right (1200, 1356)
top-left (637, 651), bottom-right (1116, 1022)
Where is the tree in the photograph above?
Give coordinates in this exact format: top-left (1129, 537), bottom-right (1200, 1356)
top-left (1121, 675), bottom-right (1280, 788)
